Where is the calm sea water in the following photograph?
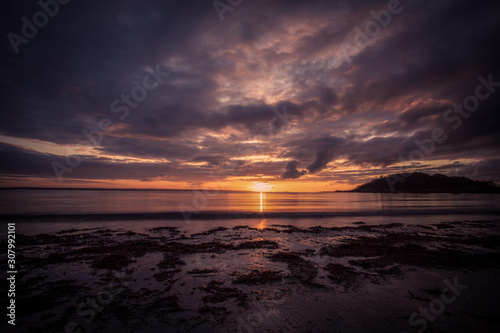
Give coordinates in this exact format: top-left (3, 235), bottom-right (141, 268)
top-left (1, 189), bottom-right (499, 235)
top-left (0, 189), bottom-right (499, 216)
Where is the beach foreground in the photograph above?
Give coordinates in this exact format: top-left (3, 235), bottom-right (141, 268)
top-left (3, 220), bottom-right (500, 332)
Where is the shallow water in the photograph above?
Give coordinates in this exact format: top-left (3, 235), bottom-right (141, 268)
top-left (1, 189), bottom-right (499, 215)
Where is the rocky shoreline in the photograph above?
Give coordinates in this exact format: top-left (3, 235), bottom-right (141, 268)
top-left (3, 220), bottom-right (500, 332)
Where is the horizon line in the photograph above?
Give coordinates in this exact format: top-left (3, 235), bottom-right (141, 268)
top-left (0, 186), bottom-right (348, 193)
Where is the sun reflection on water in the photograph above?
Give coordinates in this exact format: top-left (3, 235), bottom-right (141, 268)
top-left (257, 218), bottom-right (268, 230)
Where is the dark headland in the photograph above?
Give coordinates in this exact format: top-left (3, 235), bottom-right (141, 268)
top-left (349, 172), bottom-right (500, 193)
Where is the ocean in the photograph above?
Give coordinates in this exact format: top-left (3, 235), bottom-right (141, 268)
top-left (1, 189), bottom-right (500, 215)
top-left (1, 189), bottom-right (499, 234)
top-left (2, 189), bottom-right (500, 333)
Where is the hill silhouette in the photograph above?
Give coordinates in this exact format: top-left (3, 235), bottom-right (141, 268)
top-left (351, 172), bottom-right (500, 193)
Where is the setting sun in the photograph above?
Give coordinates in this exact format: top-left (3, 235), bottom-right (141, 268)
top-left (252, 182), bottom-right (273, 192)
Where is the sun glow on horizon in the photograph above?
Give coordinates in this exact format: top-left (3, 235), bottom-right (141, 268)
top-left (252, 182), bottom-right (273, 192)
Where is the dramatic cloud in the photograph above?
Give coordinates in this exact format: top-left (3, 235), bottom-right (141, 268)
top-left (281, 161), bottom-right (307, 179)
top-left (1, 0), bottom-right (500, 190)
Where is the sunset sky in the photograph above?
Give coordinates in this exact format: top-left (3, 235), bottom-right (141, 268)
top-left (1, 0), bottom-right (500, 192)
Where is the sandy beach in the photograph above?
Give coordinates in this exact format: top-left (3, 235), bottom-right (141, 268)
top-left (3, 218), bottom-right (500, 333)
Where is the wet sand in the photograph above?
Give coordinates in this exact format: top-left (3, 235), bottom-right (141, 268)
top-left (2, 220), bottom-right (500, 332)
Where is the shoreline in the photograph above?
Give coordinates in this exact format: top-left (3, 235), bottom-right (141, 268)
top-left (2, 219), bottom-right (500, 332)
top-left (3, 208), bottom-right (500, 222)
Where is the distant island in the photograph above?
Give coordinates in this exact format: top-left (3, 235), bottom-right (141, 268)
top-left (349, 172), bottom-right (500, 193)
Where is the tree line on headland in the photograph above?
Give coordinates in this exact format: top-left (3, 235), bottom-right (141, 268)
top-left (349, 172), bottom-right (500, 193)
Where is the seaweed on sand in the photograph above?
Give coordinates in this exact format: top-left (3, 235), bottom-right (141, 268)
top-left (198, 306), bottom-right (230, 325)
top-left (91, 254), bottom-right (136, 270)
top-left (192, 227), bottom-right (229, 237)
top-left (324, 263), bottom-right (361, 289)
top-left (158, 240), bottom-right (280, 253)
top-left (17, 279), bottom-right (89, 320)
top-left (320, 231), bottom-right (500, 271)
top-left (235, 240), bottom-right (279, 249)
top-left (158, 253), bottom-right (185, 269)
top-left (187, 268), bottom-right (218, 274)
top-left (269, 252), bottom-right (319, 282)
top-left (200, 280), bottom-right (248, 307)
top-left (268, 252), bottom-right (303, 263)
top-left (149, 226), bottom-right (180, 235)
top-left (232, 269), bottom-right (283, 285)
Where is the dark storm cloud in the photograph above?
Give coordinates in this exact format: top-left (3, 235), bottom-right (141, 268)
top-left (0, 142), bottom-right (170, 180)
top-left (279, 136), bottom-right (343, 177)
top-left (1, 0), bottom-right (500, 185)
top-left (456, 158), bottom-right (500, 183)
top-left (191, 155), bottom-right (226, 167)
top-left (281, 160), bottom-right (307, 179)
top-left (307, 150), bottom-right (336, 174)
top-left (277, 0), bottom-right (500, 180)
top-left (0, 0), bottom-right (212, 143)
top-left (95, 136), bottom-right (200, 160)
top-left (0, 142), bottom-right (230, 182)
top-left (126, 102), bottom-right (292, 138)
top-left (281, 135), bottom-right (408, 173)
top-left (374, 103), bottom-right (446, 134)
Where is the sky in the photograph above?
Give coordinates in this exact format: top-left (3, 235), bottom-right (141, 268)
top-left (1, 0), bottom-right (500, 192)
